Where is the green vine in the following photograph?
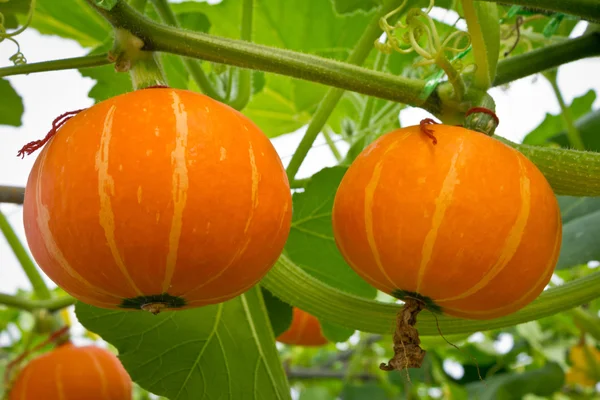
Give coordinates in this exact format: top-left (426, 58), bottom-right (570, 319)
top-left (0, 0), bottom-right (36, 65)
top-left (0, 210), bottom-right (51, 300)
top-left (261, 254), bottom-right (600, 336)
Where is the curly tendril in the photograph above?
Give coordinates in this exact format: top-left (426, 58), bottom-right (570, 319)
top-left (375, 0), bottom-right (472, 101)
top-left (0, 0), bottom-right (36, 65)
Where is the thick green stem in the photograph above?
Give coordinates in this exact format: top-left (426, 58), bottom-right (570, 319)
top-left (86, 0), bottom-right (436, 114)
top-left (477, 0), bottom-right (600, 23)
top-left (0, 210), bottom-right (51, 300)
top-left (284, 0), bottom-right (419, 181)
top-left (494, 33), bottom-right (600, 86)
top-left (149, 0), bottom-right (226, 101)
top-left (496, 136), bottom-right (600, 196)
top-left (262, 254), bottom-right (600, 335)
top-left (0, 293), bottom-right (76, 313)
top-left (0, 54), bottom-right (111, 78)
top-left (129, 52), bottom-right (167, 89)
top-left (545, 71), bottom-right (585, 150)
top-left (227, 0), bottom-right (253, 110)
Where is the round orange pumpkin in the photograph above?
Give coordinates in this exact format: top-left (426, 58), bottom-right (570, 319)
top-left (23, 88), bottom-right (292, 312)
top-left (332, 124), bottom-right (562, 320)
top-left (277, 308), bottom-right (329, 346)
top-left (9, 342), bottom-right (132, 399)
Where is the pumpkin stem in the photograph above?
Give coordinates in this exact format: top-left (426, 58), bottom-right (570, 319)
top-left (141, 302), bottom-right (169, 315)
top-left (380, 298), bottom-right (426, 373)
top-left (16, 109), bottom-right (86, 158)
top-left (419, 118), bottom-right (439, 145)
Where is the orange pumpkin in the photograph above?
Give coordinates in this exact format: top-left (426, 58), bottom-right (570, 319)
top-left (277, 308), bottom-right (329, 346)
top-left (23, 88), bottom-right (292, 312)
top-left (332, 124), bottom-right (561, 320)
top-left (9, 342), bottom-right (132, 399)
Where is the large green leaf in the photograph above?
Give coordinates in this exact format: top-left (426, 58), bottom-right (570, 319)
top-left (76, 287), bottom-right (291, 400)
top-left (466, 362), bottom-right (565, 399)
top-left (332, 0), bottom-right (379, 15)
top-left (30, 0), bottom-right (110, 47)
top-left (285, 166), bottom-right (377, 299)
top-left (261, 287), bottom-right (293, 337)
top-left (556, 196), bottom-right (600, 270)
top-left (522, 90), bottom-right (596, 146)
top-left (0, 79), bottom-right (24, 127)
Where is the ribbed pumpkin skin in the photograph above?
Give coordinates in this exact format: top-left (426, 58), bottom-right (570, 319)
top-left (9, 343), bottom-right (132, 400)
top-left (277, 308), bottom-right (329, 346)
top-left (332, 125), bottom-right (562, 320)
top-left (23, 88), bottom-right (292, 310)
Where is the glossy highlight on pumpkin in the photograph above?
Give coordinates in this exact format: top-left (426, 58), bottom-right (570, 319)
top-left (23, 88), bottom-right (292, 311)
top-left (332, 124), bottom-right (562, 320)
top-left (9, 342), bottom-right (132, 400)
top-left (277, 308), bottom-right (329, 346)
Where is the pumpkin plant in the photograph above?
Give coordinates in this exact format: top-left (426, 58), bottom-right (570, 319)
top-left (1, 0), bottom-right (600, 398)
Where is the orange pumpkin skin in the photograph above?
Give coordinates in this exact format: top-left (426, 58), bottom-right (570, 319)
top-left (332, 125), bottom-right (562, 320)
top-left (23, 88), bottom-right (292, 311)
top-left (9, 343), bottom-right (132, 400)
top-left (277, 308), bottom-right (329, 346)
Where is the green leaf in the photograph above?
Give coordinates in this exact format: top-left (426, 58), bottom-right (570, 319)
top-left (285, 167), bottom-right (377, 299)
top-left (559, 196), bottom-right (600, 224)
top-left (0, 78), bottom-right (24, 127)
top-left (466, 362), bottom-right (565, 400)
top-left (261, 287), bottom-right (293, 337)
top-left (522, 90), bottom-right (596, 146)
top-left (461, 0), bottom-right (500, 89)
top-left (30, 0), bottom-right (110, 48)
top-left (332, 0), bottom-right (379, 15)
top-left (0, 0), bottom-right (31, 29)
top-left (556, 208), bottom-right (600, 270)
top-left (243, 75), bottom-right (326, 137)
top-left (92, 0), bottom-right (117, 11)
top-left (550, 109), bottom-right (600, 152)
top-left (177, 11), bottom-right (211, 33)
top-left (319, 320), bottom-right (355, 343)
top-left (76, 287), bottom-right (291, 400)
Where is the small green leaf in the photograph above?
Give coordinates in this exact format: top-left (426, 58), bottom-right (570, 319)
top-left (319, 320), bottom-right (355, 343)
top-left (461, 0), bottom-right (500, 89)
top-left (92, 0), bottom-right (117, 11)
top-left (0, 79), bottom-right (24, 127)
top-left (523, 90), bottom-right (596, 147)
top-left (261, 287), bottom-right (293, 337)
top-left (285, 167), bottom-right (377, 299)
top-left (466, 362), bottom-right (565, 399)
top-left (76, 287), bottom-right (291, 400)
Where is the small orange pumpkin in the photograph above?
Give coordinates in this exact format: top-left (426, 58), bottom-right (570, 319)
top-left (9, 343), bottom-right (132, 399)
top-left (277, 308), bottom-right (329, 346)
top-left (332, 124), bottom-right (561, 320)
top-left (23, 88), bottom-right (292, 312)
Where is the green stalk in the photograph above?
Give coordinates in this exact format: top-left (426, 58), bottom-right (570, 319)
top-left (493, 33), bottom-right (600, 86)
top-left (477, 0), bottom-right (600, 23)
top-left (284, 0), bottom-right (418, 181)
top-left (545, 70), bottom-right (585, 150)
top-left (0, 186), bottom-right (25, 204)
top-left (322, 130), bottom-right (342, 161)
top-left (149, 0), bottom-right (226, 101)
top-left (85, 0), bottom-right (436, 115)
top-left (497, 136), bottom-right (600, 196)
top-left (0, 54), bottom-right (111, 78)
top-left (227, 0), bottom-right (253, 111)
top-left (128, 52), bottom-right (167, 89)
top-left (0, 210), bottom-right (51, 300)
top-left (262, 254), bottom-right (600, 336)
top-left (0, 293), bottom-right (76, 313)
